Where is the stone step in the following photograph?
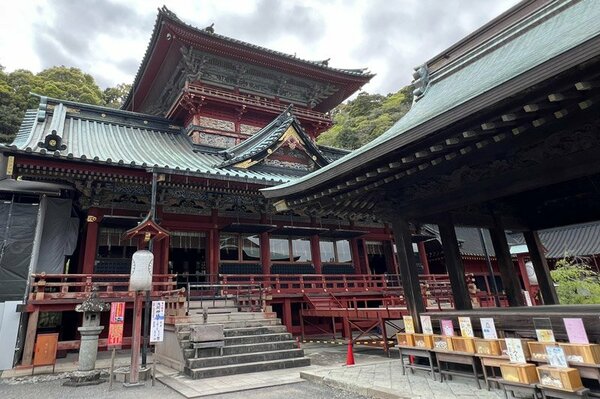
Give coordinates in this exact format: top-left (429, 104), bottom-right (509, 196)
top-left (225, 332), bottom-right (292, 346)
top-left (175, 318), bottom-right (281, 332)
top-left (223, 325), bottom-right (288, 337)
top-left (186, 348), bottom-right (304, 369)
top-left (175, 318), bottom-right (281, 333)
top-left (191, 307), bottom-right (239, 314)
top-left (179, 332), bottom-right (292, 350)
top-left (184, 357), bottom-right (311, 379)
top-left (198, 340), bottom-right (297, 357)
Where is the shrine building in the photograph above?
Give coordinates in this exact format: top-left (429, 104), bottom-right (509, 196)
top-left (1, 0), bottom-right (600, 369)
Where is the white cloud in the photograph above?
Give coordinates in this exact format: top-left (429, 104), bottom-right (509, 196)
top-left (0, 0), bottom-right (520, 94)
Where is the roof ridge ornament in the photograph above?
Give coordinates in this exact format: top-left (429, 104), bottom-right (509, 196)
top-left (38, 102), bottom-right (67, 152)
top-left (203, 23), bottom-right (215, 34)
top-left (411, 64), bottom-right (430, 102)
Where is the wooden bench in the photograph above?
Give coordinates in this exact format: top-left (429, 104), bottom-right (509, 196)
top-left (432, 349), bottom-right (484, 389)
top-left (396, 345), bottom-right (437, 380)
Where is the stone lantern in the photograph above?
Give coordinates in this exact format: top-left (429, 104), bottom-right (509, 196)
top-left (64, 285), bottom-right (110, 386)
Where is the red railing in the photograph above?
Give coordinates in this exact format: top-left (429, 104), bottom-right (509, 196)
top-left (29, 273), bottom-right (178, 301)
top-left (220, 273), bottom-right (402, 296)
top-left (187, 83), bottom-right (332, 123)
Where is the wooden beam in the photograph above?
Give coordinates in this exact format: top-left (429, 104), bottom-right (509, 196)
top-left (489, 219), bottom-right (525, 307)
top-left (523, 230), bottom-right (559, 305)
top-left (391, 218), bottom-right (424, 331)
top-left (575, 81), bottom-right (600, 90)
top-left (21, 309), bottom-right (39, 366)
top-left (438, 215), bottom-right (472, 310)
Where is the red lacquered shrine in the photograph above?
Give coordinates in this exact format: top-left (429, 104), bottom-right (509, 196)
top-left (0, 4), bottom-right (575, 366)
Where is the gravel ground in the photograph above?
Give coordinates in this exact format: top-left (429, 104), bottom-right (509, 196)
top-left (0, 377), bottom-right (370, 399)
top-left (0, 375), bottom-right (181, 399)
top-left (200, 381), bottom-right (371, 399)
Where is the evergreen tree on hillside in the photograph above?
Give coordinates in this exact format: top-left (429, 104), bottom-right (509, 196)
top-left (317, 85), bottom-right (413, 150)
top-left (0, 65), bottom-right (129, 143)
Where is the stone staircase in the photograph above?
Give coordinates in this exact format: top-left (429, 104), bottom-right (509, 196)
top-left (157, 299), bottom-right (310, 379)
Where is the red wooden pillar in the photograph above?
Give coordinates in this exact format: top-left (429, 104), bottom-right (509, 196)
top-left (516, 253), bottom-right (532, 299)
top-left (82, 208), bottom-right (102, 274)
top-left (209, 209), bottom-right (219, 282)
top-left (361, 240), bottom-right (370, 274)
top-left (260, 232), bottom-right (271, 275)
top-left (282, 298), bottom-right (293, 332)
top-left (208, 229), bottom-right (219, 281)
top-left (417, 241), bottom-right (430, 275)
top-left (158, 236), bottom-right (170, 274)
top-left (350, 239), bottom-right (361, 274)
top-left (310, 235), bottom-right (322, 274)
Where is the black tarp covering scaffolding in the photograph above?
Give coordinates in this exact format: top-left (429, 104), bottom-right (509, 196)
top-left (0, 201), bottom-right (38, 302)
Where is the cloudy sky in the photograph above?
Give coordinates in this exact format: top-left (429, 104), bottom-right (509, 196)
top-left (0, 0), bottom-right (519, 95)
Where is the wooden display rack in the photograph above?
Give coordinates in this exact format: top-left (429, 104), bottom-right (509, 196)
top-left (432, 335), bottom-right (453, 351)
top-left (558, 343), bottom-right (600, 365)
top-left (396, 333), bottom-right (415, 347)
top-left (474, 338), bottom-right (503, 356)
top-left (451, 336), bottom-right (475, 353)
top-left (536, 365), bottom-right (584, 392)
top-left (413, 333), bottom-right (434, 349)
top-left (500, 363), bottom-right (539, 384)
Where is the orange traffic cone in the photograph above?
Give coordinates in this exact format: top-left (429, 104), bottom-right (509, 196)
top-left (346, 340), bottom-right (355, 366)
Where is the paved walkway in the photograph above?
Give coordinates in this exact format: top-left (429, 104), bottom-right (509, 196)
top-left (1, 344), bottom-right (511, 399)
top-left (300, 359), bottom-right (505, 399)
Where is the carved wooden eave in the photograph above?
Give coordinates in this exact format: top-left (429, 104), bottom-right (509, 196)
top-left (123, 213), bottom-right (170, 242)
top-left (279, 65), bottom-right (600, 225)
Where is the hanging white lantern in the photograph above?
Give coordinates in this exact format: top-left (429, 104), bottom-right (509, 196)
top-left (525, 261), bottom-right (539, 285)
top-left (129, 250), bottom-right (154, 291)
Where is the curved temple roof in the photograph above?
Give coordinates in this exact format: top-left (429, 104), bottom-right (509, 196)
top-left (123, 6), bottom-right (374, 111)
top-left (219, 105), bottom-right (329, 169)
top-left (262, 0), bottom-right (600, 201)
top-left (3, 96), bottom-right (308, 185)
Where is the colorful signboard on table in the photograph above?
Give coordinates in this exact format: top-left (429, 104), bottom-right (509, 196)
top-left (505, 338), bottom-right (527, 364)
top-left (403, 316), bottom-right (415, 334)
top-left (546, 346), bottom-right (568, 368)
top-left (420, 315), bottom-right (433, 334)
top-left (458, 317), bottom-right (474, 338)
top-left (480, 318), bottom-right (498, 339)
top-left (108, 302), bottom-right (125, 347)
top-left (563, 318), bottom-right (589, 344)
top-left (533, 317), bottom-right (555, 343)
top-left (441, 320), bottom-right (454, 336)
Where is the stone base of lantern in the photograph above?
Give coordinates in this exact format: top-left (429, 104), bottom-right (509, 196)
top-left (63, 370), bottom-right (106, 387)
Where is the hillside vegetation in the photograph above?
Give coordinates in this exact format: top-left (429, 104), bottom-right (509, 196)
top-left (317, 85), bottom-right (413, 150)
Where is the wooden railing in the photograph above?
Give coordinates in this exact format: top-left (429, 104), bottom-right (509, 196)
top-left (220, 273), bottom-right (402, 296)
top-left (29, 273), bottom-right (178, 301)
top-left (28, 272), bottom-right (509, 309)
top-left (187, 83), bottom-right (332, 123)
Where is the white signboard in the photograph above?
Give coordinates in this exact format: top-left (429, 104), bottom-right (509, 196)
top-left (150, 300), bottom-right (165, 343)
top-left (403, 316), bottom-right (415, 334)
top-left (505, 338), bottom-right (527, 364)
top-left (129, 250), bottom-right (154, 291)
top-left (458, 317), bottom-right (474, 338)
top-left (480, 318), bottom-right (498, 339)
top-left (420, 315), bottom-right (433, 335)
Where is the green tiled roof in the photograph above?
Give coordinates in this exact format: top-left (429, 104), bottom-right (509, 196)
top-left (3, 96), bottom-right (303, 185)
top-left (262, 0), bottom-right (600, 198)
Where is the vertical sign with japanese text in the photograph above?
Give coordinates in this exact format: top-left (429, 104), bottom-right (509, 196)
top-left (150, 301), bottom-right (165, 343)
top-left (108, 302), bottom-right (125, 348)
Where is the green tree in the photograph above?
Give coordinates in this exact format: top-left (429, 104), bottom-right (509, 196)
top-left (0, 66), bottom-right (130, 143)
top-left (550, 257), bottom-right (600, 304)
top-left (103, 83), bottom-right (131, 109)
top-left (317, 85), bottom-right (413, 150)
